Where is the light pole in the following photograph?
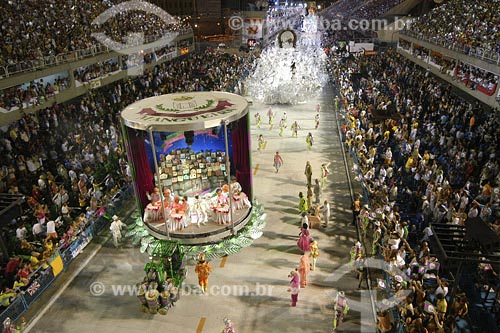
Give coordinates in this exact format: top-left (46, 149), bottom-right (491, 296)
top-left (148, 127), bottom-right (170, 240)
top-left (222, 120), bottom-right (235, 235)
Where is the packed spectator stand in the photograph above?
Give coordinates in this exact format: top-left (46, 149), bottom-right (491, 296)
top-left (330, 48), bottom-right (500, 332)
top-left (321, 0), bottom-right (400, 41)
top-left (0, 0), bottom-right (192, 75)
top-left (0, 76), bottom-right (70, 112)
top-left (349, 0), bottom-right (403, 20)
top-left (399, 42), bottom-right (499, 94)
top-left (402, 0), bottom-right (500, 64)
top-left (323, 0), bottom-right (402, 20)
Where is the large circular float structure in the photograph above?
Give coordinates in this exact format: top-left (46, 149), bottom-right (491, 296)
top-left (121, 91), bottom-right (253, 244)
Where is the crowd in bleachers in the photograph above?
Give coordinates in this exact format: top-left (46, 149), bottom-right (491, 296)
top-left (92, 9), bottom-right (189, 46)
top-left (332, 51), bottom-right (499, 332)
top-left (406, 0), bottom-right (500, 56)
top-left (454, 62), bottom-right (499, 94)
top-left (73, 59), bottom-right (120, 83)
top-left (428, 55), bottom-right (456, 75)
top-left (399, 42), bottom-right (499, 96)
top-left (323, 0), bottom-right (401, 20)
top-left (323, 0), bottom-right (365, 19)
top-left (0, 48), bottom-right (255, 308)
top-left (0, 76), bottom-right (70, 111)
top-left (0, 0), bottom-right (191, 67)
top-left (1, 41), bottom-right (188, 113)
top-left (350, 0), bottom-right (402, 20)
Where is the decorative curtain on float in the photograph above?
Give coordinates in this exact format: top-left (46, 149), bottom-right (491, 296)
top-left (126, 127), bottom-right (154, 208)
top-left (231, 115), bottom-right (252, 199)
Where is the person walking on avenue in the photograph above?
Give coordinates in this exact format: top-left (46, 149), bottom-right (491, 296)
top-left (297, 223), bottom-right (311, 253)
top-left (288, 271), bottom-right (300, 307)
top-left (314, 113), bottom-right (320, 129)
top-left (267, 107), bottom-right (274, 125)
top-left (257, 134), bottom-right (266, 151)
top-left (306, 184), bottom-right (313, 209)
top-left (110, 215), bottom-right (126, 248)
top-left (320, 162), bottom-right (331, 190)
top-left (300, 211), bottom-right (309, 228)
top-left (255, 112), bottom-right (262, 129)
top-left (298, 252), bottom-right (311, 288)
top-left (319, 199), bottom-right (331, 227)
top-left (273, 151), bottom-right (284, 173)
top-left (279, 117), bottom-right (286, 136)
top-left (195, 252), bottom-right (212, 294)
top-left (298, 192), bottom-right (308, 213)
top-left (304, 161), bottom-right (312, 186)
top-left (313, 179), bottom-right (321, 204)
top-left (306, 132), bottom-right (314, 150)
top-left (310, 240), bottom-right (319, 271)
top-left (291, 120), bottom-right (300, 137)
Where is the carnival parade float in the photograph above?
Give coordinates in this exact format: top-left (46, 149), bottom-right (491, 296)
top-left (120, 91), bottom-right (266, 314)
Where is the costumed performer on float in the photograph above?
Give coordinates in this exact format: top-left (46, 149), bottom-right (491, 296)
top-left (193, 195), bottom-right (208, 227)
top-left (214, 188), bottom-right (230, 224)
top-left (170, 196), bottom-right (185, 231)
top-left (230, 177), bottom-right (251, 210)
top-left (146, 187), bottom-right (161, 204)
top-left (163, 188), bottom-right (173, 207)
top-left (182, 196), bottom-right (191, 228)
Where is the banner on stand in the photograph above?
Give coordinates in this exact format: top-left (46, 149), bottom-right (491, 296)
top-left (242, 18), bottom-right (263, 45)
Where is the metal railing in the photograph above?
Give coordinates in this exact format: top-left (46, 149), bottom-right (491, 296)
top-left (399, 30), bottom-right (500, 65)
top-left (335, 96), bottom-right (379, 327)
top-left (1, 44), bottom-right (111, 78)
top-left (337, 97), bottom-right (404, 331)
top-left (0, 28), bottom-right (193, 78)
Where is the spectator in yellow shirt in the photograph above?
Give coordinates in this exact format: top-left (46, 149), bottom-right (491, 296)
top-left (405, 156), bottom-right (414, 172)
top-left (435, 293), bottom-right (447, 321)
